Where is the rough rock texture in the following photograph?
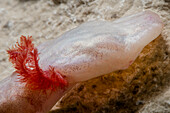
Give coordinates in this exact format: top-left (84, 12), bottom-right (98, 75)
top-left (0, 0), bottom-right (169, 113)
top-left (139, 87), bottom-right (170, 113)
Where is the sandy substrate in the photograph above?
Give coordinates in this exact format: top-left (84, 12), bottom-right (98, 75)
top-left (0, 0), bottom-right (169, 113)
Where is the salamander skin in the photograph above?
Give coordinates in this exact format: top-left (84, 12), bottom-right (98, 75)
top-left (1, 10), bottom-right (163, 113)
top-left (37, 10), bottom-right (163, 83)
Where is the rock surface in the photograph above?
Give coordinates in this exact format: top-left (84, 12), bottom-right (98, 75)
top-left (0, 0), bottom-right (169, 113)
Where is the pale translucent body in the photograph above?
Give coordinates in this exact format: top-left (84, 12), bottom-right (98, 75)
top-left (38, 11), bottom-right (163, 83)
